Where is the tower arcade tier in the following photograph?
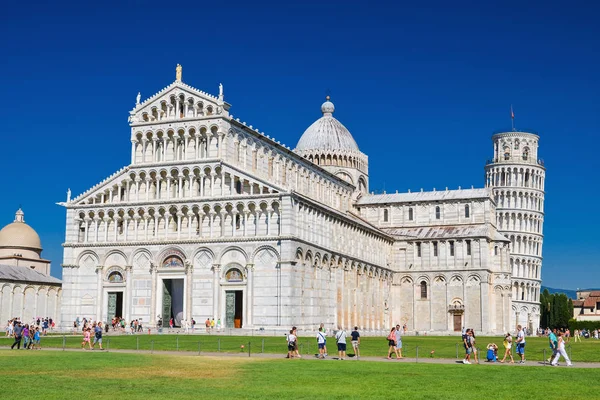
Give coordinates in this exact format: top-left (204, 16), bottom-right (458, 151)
top-left (485, 131), bottom-right (545, 331)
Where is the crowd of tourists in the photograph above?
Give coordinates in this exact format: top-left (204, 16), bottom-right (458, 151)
top-left (6, 317), bottom-right (55, 350)
top-left (286, 323), bottom-right (361, 360)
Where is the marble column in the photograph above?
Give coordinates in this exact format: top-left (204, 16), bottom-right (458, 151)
top-left (212, 264), bottom-right (221, 319)
top-left (95, 265), bottom-right (104, 322)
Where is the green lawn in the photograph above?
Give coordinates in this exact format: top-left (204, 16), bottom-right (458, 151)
top-left (2, 333), bottom-right (600, 362)
top-left (0, 351), bottom-right (598, 399)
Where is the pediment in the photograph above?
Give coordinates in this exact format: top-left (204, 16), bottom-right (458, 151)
top-left (128, 81), bottom-right (230, 125)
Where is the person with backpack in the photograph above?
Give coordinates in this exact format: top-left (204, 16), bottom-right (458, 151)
top-left (316, 327), bottom-right (327, 358)
top-left (286, 329), bottom-right (297, 359)
top-left (462, 328), bottom-right (472, 364)
top-left (335, 326), bottom-right (347, 360)
top-left (386, 327), bottom-right (398, 359)
top-left (350, 326), bottom-right (360, 359)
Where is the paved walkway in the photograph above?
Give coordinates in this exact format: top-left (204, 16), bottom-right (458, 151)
top-left (2, 346), bottom-right (598, 368)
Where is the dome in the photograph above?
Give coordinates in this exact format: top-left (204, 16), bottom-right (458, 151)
top-left (295, 97), bottom-right (359, 152)
top-left (0, 209), bottom-right (42, 251)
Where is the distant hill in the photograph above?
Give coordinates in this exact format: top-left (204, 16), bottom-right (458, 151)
top-left (541, 286), bottom-right (578, 299)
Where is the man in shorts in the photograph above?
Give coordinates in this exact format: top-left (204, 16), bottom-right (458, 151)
top-left (316, 327), bottom-right (327, 359)
top-left (335, 326), bottom-right (347, 360)
top-left (463, 328), bottom-right (472, 364)
top-left (350, 326), bottom-right (360, 359)
top-left (394, 324), bottom-right (404, 359)
top-left (516, 325), bottom-right (526, 363)
top-left (92, 322), bottom-right (104, 350)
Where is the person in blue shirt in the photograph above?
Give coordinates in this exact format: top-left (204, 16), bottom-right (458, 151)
top-left (33, 327), bottom-right (41, 350)
top-left (548, 329), bottom-right (558, 362)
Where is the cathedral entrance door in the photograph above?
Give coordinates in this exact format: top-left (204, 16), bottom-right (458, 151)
top-left (107, 292), bottom-right (123, 320)
top-left (225, 290), bottom-right (243, 328)
top-left (453, 314), bottom-right (462, 332)
top-left (162, 279), bottom-right (184, 327)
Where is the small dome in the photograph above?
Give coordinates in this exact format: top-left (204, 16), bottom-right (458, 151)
top-left (295, 97), bottom-right (359, 152)
top-left (0, 209), bottom-right (42, 251)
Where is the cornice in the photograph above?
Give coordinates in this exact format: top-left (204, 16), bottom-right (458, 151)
top-left (63, 235), bottom-right (294, 248)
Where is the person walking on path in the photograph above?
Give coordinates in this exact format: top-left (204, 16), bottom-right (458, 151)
top-left (516, 325), bottom-right (526, 364)
top-left (551, 331), bottom-right (573, 367)
top-left (351, 326), bottom-right (360, 359)
top-left (81, 328), bottom-right (92, 350)
top-left (316, 327), bottom-right (327, 359)
top-left (292, 327), bottom-right (301, 358)
top-left (286, 329), bottom-right (297, 359)
top-left (471, 329), bottom-right (479, 364)
top-left (335, 326), bottom-right (347, 360)
top-left (547, 328), bottom-right (558, 362)
top-left (22, 325), bottom-right (30, 350)
top-left (499, 332), bottom-right (515, 363)
top-left (92, 322), bottom-right (104, 350)
top-left (32, 327), bottom-right (41, 350)
top-left (205, 318), bottom-right (211, 333)
top-left (11, 322), bottom-right (23, 350)
top-left (387, 327), bottom-right (398, 360)
top-left (462, 328), bottom-right (472, 364)
top-left (394, 324), bottom-right (404, 359)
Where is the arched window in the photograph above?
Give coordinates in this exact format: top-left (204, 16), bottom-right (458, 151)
top-left (435, 206), bottom-right (441, 220)
top-left (522, 147), bottom-right (529, 161)
top-left (514, 140), bottom-right (520, 150)
top-left (108, 271), bottom-right (123, 283)
top-left (226, 268), bottom-right (244, 282)
top-left (408, 207), bottom-right (414, 221)
top-left (163, 255), bottom-right (184, 268)
top-left (465, 204), bottom-right (470, 218)
top-left (420, 281), bottom-right (427, 299)
top-left (504, 147), bottom-right (510, 160)
top-left (383, 209), bottom-right (389, 222)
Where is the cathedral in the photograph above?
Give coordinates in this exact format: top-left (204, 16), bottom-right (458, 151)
top-left (60, 66), bottom-right (545, 334)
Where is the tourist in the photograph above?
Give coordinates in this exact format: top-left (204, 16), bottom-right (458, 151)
top-left (551, 331), bottom-right (573, 367)
top-left (22, 324), bottom-right (30, 349)
top-left (11, 321), bottom-right (23, 350)
top-left (335, 326), bottom-right (347, 360)
top-left (486, 343), bottom-right (498, 362)
top-left (286, 329), bottom-right (297, 359)
top-left (191, 318), bottom-right (196, 331)
top-left (316, 327), bottom-right (326, 359)
top-left (386, 327), bottom-right (397, 360)
top-left (547, 328), bottom-right (558, 362)
top-left (394, 324), bottom-right (404, 359)
top-left (92, 322), bottom-right (104, 350)
top-left (205, 318), bottom-right (210, 333)
top-left (32, 327), bottom-right (41, 350)
top-left (211, 318), bottom-right (215, 332)
top-left (292, 327), bottom-right (301, 358)
top-left (499, 332), bottom-right (514, 363)
top-left (216, 318), bottom-right (221, 332)
top-left (319, 323), bottom-right (328, 356)
top-left (81, 328), bottom-right (92, 350)
top-left (350, 326), bottom-right (360, 359)
top-left (565, 328), bottom-right (571, 342)
top-left (574, 329), bottom-right (581, 342)
top-left (169, 318), bottom-right (174, 329)
top-left (515, 324), bottom-right (526, 363)
top-left (42, 318), bottom-right (49, 335)
top-left (462, 328), bottom-right (472, 364)
top-left (471, 329), bottom-right (479, 364)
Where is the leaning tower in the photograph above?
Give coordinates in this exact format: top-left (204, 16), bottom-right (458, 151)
top-left (485, 131), bottom-right (545, 331)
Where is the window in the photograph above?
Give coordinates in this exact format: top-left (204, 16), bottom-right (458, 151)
top-left (466, 240), bottom-right (472, 256)
top-left (420, 281), bottom-right (427, 299)
top-left (433, 242), bottom-right (438, 257)
top-left (504, 147), bottom-right (510, 160)
top-left (235, 180), bottom-right (242, 194)
top-left (383, 209), bottom-right (389, 222)
top-left (449, 241), bottom-right (455, 256)
top-left (514, 140), bottom-right (520, 150)
top-left (494, 246), bottom-right (498, 256)
top-left (416, 242), bottom-right (422, 257)
top-left (522, 147), bottom-right (529, 161)
top-left (235, 214), bottom-right (241, 230)
top-left (435, 206), bottom-right (441, 220)
top-left (465, 204), bottom-right (470, 218)
top-left (108, 271), bottom-right (123, 283)
top-left (408, 207), bottom-right (413, 221)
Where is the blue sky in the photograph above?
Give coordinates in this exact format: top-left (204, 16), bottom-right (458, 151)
top-left (0, 1), bottom-right (598, 289)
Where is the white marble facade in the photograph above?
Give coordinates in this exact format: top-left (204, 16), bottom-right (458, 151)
top-left (60, 68), bottom-right (544, 334)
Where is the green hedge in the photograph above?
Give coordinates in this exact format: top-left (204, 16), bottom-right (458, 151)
top-left (568, 319), bottom-right (600, 331)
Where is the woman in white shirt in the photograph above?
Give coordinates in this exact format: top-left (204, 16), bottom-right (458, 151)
top-left (551, 331), bottom-right (573, 367)
top-left (287, 329), bottom-right (297, 359)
